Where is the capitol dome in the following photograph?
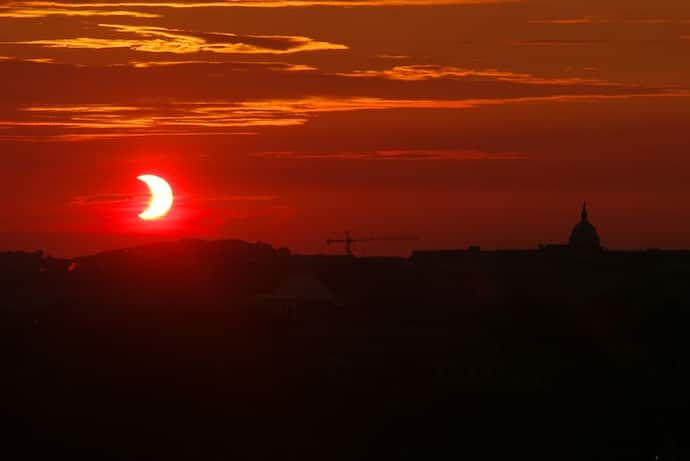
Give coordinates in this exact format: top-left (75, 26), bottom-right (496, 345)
top-left (569, 203), bottom-right (601, 251)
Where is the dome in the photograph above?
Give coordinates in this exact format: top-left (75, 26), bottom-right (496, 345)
top-left (569, 203), bottom-right (601, 251)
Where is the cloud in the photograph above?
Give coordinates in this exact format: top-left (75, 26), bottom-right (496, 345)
top-left (71, 193), bottom-right (144, 206)
top-left (0, 131), bottom-right (257, 142)
top-left (529, 17), bottom-right (690, 25)
top-left (10, 23), bottom-right (348, 55)
top-left (22, 105), bottom-right (142, 113)
top-left (337, 64), bottom-right (615, 86)
top-left (71, 192), bottom-right (275, 209)
top-left (254, 148), bottom-right (526, 160)
top-left (509, 40), bottom-right (606, 47)
top-left (377, 54), bottom-right (410, 60)
top-left (0, 56), bottom-right (651, 105)
top-left (0, 7), bottom-right (160, 17)
top-left (3, 1), bottom-right (516, 10)
top-left (0, 56), bottom-right (54, 63)
top-left (0, 102), bottom-right (307, 140)
top-left (205, 194), bottom-right (278, 203)
top-left (0, 0), bottom-right (514, 22)
top-left (4, 90), bottom-right (688, 141)
top-left (124, 60), bottom-right (317, 71)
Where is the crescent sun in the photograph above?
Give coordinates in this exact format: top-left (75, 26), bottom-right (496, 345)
top-left (137, 174), bottom-right (174, 220)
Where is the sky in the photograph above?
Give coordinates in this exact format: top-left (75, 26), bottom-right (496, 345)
top-left (1, 0), bottom-right (690, 256)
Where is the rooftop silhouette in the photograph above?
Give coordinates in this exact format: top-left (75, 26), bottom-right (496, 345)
top-left (569, 202), bottom-right (601, 251)
top-left (2, 204), bottom-right (690, 460)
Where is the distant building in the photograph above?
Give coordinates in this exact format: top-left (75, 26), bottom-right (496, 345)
top-left (0, 250), bottom-right (44, 275)
top-left (269, 274), bottom-right (336, 304)
top-left (412, 203), bottom-right (605, 262)
top-left (569, 203), bottom-right (601, 251)
top-left (251, 273), bottom-right (339, 319)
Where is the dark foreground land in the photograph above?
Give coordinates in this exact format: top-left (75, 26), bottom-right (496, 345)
top-left (2, 239), bottom-right (690, 460)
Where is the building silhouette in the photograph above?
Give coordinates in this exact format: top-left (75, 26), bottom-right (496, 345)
top-left (569, 202), bottom-right (601, 252)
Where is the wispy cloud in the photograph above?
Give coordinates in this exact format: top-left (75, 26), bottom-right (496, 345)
top-left (71, 192), bottom-right (275, 206)
top-left (0, 131), bottom-right (257, 142)
top-left (377, 54), bottom-right (410, 60)
top-left (4, 90), bottom-right (688, 141)
top-left (0, 7), bottom-right (160, 17)
top-left (71, 192), bottom-right (144, 206)
top-left (70, 193), bottom-right (277, 223)
top-left (9, 23), bottom-right (348, 55)
top-left (205, 194), bottom-right (277, 202)
top-left (124, 60), bottom-right (317, 71)
top-left (509, 40), bottom-right (606, 47)
top-left (1, 0), bottom-right (514, 20)
top-left (0, 56), bottom-right (54, 63)
top-left (255, 148), bottom-right (526, 161)
top-left (1, 102), bottom-right (307, 140)
top-left (4, 1), bottom-right (516, 11)
top-left (22, 105), bottom-right (142, 113)
top-left (337, 64), bottom-right (615, 86)
top-left (529, 17), bottom-right (690, 25)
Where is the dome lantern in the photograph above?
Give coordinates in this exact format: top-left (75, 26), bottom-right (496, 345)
top-left (569, 202), bottom-right (601, 251)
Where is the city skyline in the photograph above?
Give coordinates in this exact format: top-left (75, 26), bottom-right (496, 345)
top-left (1, 0), bottom-right (690, 256)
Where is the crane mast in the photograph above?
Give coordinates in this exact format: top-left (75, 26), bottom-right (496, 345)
top-left (326, 231), bottom-right (418, 256)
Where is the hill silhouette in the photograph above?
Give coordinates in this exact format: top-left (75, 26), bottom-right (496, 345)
top-left (3, 238), bottom-right (690, 459)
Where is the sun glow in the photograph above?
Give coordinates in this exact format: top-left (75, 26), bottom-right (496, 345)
top-left (137, 174), bottom-right (174, 220)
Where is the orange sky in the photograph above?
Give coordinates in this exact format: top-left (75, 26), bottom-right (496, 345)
top-left (1, 0), bottom-right (690, 256)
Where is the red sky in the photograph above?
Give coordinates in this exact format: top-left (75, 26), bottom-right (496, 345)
top-left (1, 0), bottom-right (690, 256)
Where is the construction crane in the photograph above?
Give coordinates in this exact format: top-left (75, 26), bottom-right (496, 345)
top-left (326, 231), bottom-right (419, 256)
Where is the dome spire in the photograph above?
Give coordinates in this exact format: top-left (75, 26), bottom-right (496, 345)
top-left (569, 201), bottom-right (600, 251)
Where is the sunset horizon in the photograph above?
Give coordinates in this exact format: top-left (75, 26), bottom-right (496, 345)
top-left (2, 0), bottom-right (690, 256)
top-left (5, 3), bottom-right (690, 457)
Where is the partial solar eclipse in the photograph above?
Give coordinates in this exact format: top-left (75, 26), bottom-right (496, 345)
top-left (137, 174), bottom-right (174, 220)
